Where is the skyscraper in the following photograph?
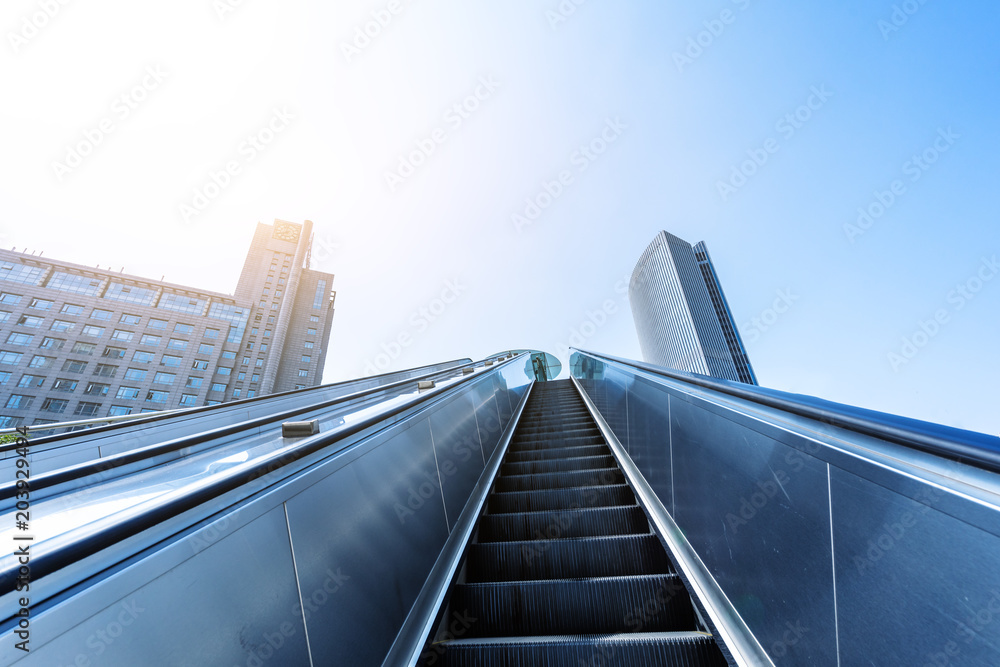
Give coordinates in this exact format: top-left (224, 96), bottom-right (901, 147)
top-left (629, 230), bottom-right (756, 384)
top-left (0, 219), bottom-right (335, 429)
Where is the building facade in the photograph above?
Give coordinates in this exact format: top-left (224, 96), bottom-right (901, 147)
top-left (629, 230), bottom-right (756, 384)
top-left (0, 219), bottom-right (335, 429)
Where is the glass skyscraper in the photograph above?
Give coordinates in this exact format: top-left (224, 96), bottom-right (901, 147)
top-left (629, 230), bottom-right (757, 384)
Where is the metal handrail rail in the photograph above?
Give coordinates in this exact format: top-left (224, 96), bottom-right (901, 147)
top-left (571, 348), bottom-right (1000, 473)
top-left (0, 354), bottom-right (526, 599)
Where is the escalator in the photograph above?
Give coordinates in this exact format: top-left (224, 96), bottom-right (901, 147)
top-left (421, 379), bottom-right (729, 666)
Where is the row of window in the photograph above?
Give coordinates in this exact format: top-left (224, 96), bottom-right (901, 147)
top-left (0, 369), bottom-right (263, 390)
top-left (0, 351), bottom-right (228, 373)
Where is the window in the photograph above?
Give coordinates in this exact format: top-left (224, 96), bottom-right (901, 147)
top-left (84, 382), bottom-right (109, 396)
top-left (74, 402), bottom-right (101, 417)
top-left (158, 294), bottom-right (206, 314)
top-left (263, 330), bottom-right (272, 338)
top-left (148, 318), bottom-right (168, 329)
top-left (93, 363), bottom-right (117, 377)
top-left (266, 316), bottom-right (275, 325)
top-left (5, 333), bottom-right (33, 346)
top-left (81, 325), bottom-right (105, 337)
top-left (301, 355), bottom-right (311, 363)
top-left (111, 329), bottom-right (135, 343)
top-left (132, 350), bottom-right (155, 364)
top-left (250, 327), bottom-right (259, 336)
top-left (161, 355), bottom-right (182, 367)
top-left (70, 341), bottom-right (93, 355)
top-left (41, 398), bottom-right (68, 413)
top-left (270, 303), bottom-right (279, 310)
top-left (116, 386), bottom-right (140, 400)
top-left (17, 315), bottom-right (43, 328)
top-left (242, 357), bottom-right (250, 366)
top-left (49, 271), bottom-right (102, 296)
top-left (153, 372), bottom-right (176, 385)
top-left (5, 394), bottom-right (34, 409)
top-left (210, 383), bottom-right (227, 392)
top-left (247, 390), bottom-right (256, 398)
top-left (304, 342), bottom-right (314, 349)
top-left (173, 322), bottom-right (194, 334)
top-left (221, 350), bottom-right (236, 360)
top-left (260, 344), bottom-right (268, 353)
top-left (0, 311), bottom-right (9, 324)
top-left (204, 328), bottom-right (220, 339)
top-left (298, 370), bottom-right (309, 377)
top-left (198, 343), bottom-right (214, 354)
top-left (0, 293), bottom-right (23, 305)
top-left (53, 378), bottom-right (79, 392)
top-left (262, 288), bottom-right (270, 296)
top-left (90, 308), bottom-right (113, 320)
top-left (259, 300), bottom-right (266, 308)
top-left (59, 359), bottom-right (86, 373)
top-left (191, 359), bottom-right (209, 371)
top-left (104, 282), bottom-right (157, 306)
top-left (0, 263), bottom-right (44, 285)
top-left (265, 276), bottom-right (273, 283)
top-left (279, 277), bottom-right (286, 285)
top-left (307, 328), bottom-right (317, 336)
top-left (185, 376), bottom-right (203, 388)
top-left (205, 400), bottom-right (221, 406)
top-left (60, 303), bottom-right (84, 315)
top-left (17, 374), bottom-right (45, 388)
top-left (146, 390), bottom-right (168, 403)
top-left (28, 298), bottom-right (53, 310)
top-left (294, 384), bottom-right (305, 390)
top-left (310, 315), bottom-right (319, 323)
top-left (232, 389), bottom-right (241, 399)
top-left (108, 406), bottom-right (132, 416)
top-left (124, 368), bottom-right (147, 382)
top-left (254, 359), bottom-right (263, 367)
top-left (102, 346), bottom-right (126, 359)
top-left (140, 334), bottom-right (161, 346)
top-left (237, 372), bottom-right (245, 381)
top-left (246, 342), bottom-right (253, 350)
top-left (0, 416), bottom-right (22, 428)
top-left (26, 355), bottom-right (49, 368)
top-left (50, 319), bottom-right (76, 333)
top-left (180, 394), bottom-right (198, 406)
top-left (119, 313), bottom-right (141, 325)
top-left (251, 373), bottom-right (260, 382)
top-left (216, 367), bottom-right (232, 376)
top-left (167, 338), bottom-right (188, 350)
top-left (140, 408), bottom-right (159, 413)
top-left (0, 371), bottom-right (9, 385)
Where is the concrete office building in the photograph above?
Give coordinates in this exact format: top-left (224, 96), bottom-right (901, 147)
top-left (629, 230), bottom-right (756, 384)
top-left (0, 219), bottom-right (335, 429)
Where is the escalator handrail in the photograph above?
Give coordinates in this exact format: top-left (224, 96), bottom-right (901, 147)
top-left (0, 358), bottom-right (487, 501)
top-left (0, 354), bottom-right (527, 602)
top-left (572, 348), bottom-right (1000, 474)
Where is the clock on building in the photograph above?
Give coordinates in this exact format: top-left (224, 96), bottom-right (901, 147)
top-left (272, 221), bottom-right (301, 243)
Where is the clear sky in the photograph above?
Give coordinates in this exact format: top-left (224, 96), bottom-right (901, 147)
top-left (1, 1), bottom-right (997, 435)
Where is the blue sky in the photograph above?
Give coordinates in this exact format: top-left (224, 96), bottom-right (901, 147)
top-left (1, 0), bottom-right (997, 434)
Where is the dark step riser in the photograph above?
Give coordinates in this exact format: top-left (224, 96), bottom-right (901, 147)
top-left (495, 469), bottom-right (625, 493)
top-left (510, 436), bottom-right (605, 451)
top-left (449, 575), bottom-right (696, 636)
top-left (501, 456), bottom-right (616, 475)
top-left (506, 445), bottom-right (610, 462)
top-left (488, 485), bottom-right (636, 514)
top-left (429, 638), bottom-right (728, 667)
top-left (478, 506), bottom-right (650, 542)
top-left (467, 536), bottom-right (672, 581)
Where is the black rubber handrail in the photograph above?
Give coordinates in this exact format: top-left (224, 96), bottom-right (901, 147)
top-left (572, 348), bottom-right (1000, 474)
top-left (0, 358), bottom-right (473, 452)
top-left (0, 358), bottom-right (483, 500)
top-left (0, 354), bottom-right (526, 599)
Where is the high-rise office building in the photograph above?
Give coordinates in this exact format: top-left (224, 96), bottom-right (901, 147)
top-left (629, 230), bottom-right (756, 384)
top-left (0, 219), bottom-right (335, 429)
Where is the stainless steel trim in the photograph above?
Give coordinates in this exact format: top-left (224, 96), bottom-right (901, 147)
top-left (381, 381), bottom-right (535, 667)
top-left (571, 375), bottom-right (774, 667)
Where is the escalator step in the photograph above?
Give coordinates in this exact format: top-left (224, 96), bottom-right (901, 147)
top-left (478, 505), bottom-right (649, 542)
top-left (429, 632), bottom-right (728, 667)
top-left (487, 484), bottom-right (636, 514)
top-left (494, 468), bottom-right (625, 492)
top-left (506, 444), bottom-right (609, 462)
top-left (509, 434), bottom-right (606, 450)
top-left (501, 455), bottom-right (616, 475)
top-left (514, 423), bottom-right (600, 437)
top-left (450, 574), bottom-right (696, 636)
top-left (467, 534), bottom-right (672, 581)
